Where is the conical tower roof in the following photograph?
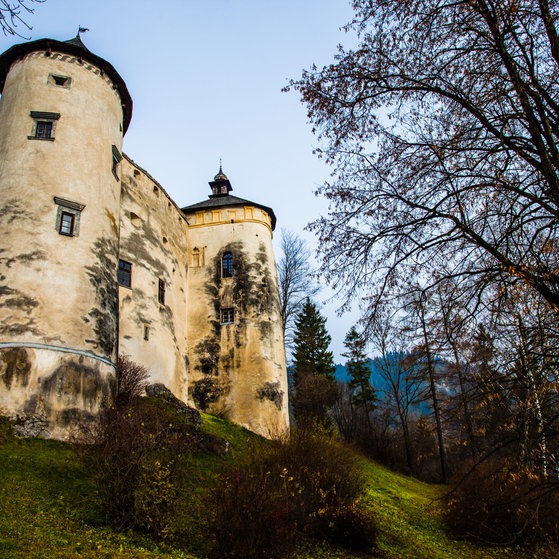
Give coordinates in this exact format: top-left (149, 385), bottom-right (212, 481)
top-left (0, 34), bottom-right (133, 133)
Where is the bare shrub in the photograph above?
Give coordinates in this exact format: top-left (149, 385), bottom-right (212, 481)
top-left (114, 354), bottom-right (150, 406)
top-left (445, 458), bottom-right (559, 545)
top-left (206, 427), bottom-right (377, 558)
top-left (85, 395), bottom-right (205, 541)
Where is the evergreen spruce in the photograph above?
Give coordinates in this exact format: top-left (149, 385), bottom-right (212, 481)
top-left (292, 299), bottom-right (336, 382)
top-left (342, 327), bottom-right (377, 422)
top-left (291, 299), bottom-right (337, 425)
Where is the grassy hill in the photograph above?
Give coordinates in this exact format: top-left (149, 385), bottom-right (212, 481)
top-left (0, 415), bottom-right (556, 559)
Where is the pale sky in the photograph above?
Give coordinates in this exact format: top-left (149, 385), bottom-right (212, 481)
top-left (0, 0), bottom-right (360, 361)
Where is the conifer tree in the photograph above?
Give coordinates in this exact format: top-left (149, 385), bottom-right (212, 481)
top-left (292, 299), bottom-right (335, 382)
top-left (291, 299), bottom-right (337, 424)
top-left (342, 326), bottom-right (377, 420)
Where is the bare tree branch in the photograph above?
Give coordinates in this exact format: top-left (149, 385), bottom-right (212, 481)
top-left (290, 0), bottom-right (559, 324)
top-left (0, 0), bottom-right (45, 39)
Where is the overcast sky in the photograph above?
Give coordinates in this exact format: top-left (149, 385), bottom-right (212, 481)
top-left (0, 0), bottom-right (360, 361)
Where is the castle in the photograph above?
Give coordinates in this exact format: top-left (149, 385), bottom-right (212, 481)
top-left (0, 34), bottom-right (289, 439)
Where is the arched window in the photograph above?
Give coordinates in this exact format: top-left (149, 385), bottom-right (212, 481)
top-left (222, 252), bottom-right (233, 278)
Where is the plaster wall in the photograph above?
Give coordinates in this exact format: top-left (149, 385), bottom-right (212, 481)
top-left (0, 49), bottom-right (123, 435)
top-left (183, 207), bottom-right (289, 437)
top-left (118, 157), bottom-right (190, 400)
top-left (0, 50), bottom-right (124, 359)
top-left (0, 346), bottom-right (113, 439)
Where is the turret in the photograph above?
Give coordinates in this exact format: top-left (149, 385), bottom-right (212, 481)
top-left (0, 34), bottom-right (132, 438)
top-left (182, 168), bottom-right (289, 437)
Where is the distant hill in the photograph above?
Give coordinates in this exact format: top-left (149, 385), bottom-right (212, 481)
top-left (335, 356), bottom-right (432, 414)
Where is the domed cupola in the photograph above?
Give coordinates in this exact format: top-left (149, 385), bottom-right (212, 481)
top-left (209, 164), bottom-right (233, 197)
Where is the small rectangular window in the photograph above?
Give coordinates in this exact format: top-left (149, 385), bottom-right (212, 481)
top-left (36, 121), bottom-right (53, 139)
top-left (222, 252), bottom-right (233, 278)
top-left (158, 278), bottom-right (165, 304)
top-left (221, 307), bottom-right (234, 324)
top-left (54, 196), bottom-right (84, 237)
top-left (28, 111), bottom-right (60, 141)
top-left (59, 211), bottom-right (75, 236)
top-left (118, 260), bottom-right (132, 288)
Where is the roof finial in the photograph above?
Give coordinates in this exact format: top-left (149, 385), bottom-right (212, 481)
top-left (219, 157), bottom-right (223, 173)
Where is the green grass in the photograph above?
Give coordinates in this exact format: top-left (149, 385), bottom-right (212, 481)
top-left (361, 460), bottom-right (556, 559)
top-left (0, 417), bottom-right (557, 559)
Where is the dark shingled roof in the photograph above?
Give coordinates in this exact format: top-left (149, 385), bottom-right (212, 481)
top-left (0, 35), bottom-right (133, 134)
top-left (181, 194), bottom-right (277, 230)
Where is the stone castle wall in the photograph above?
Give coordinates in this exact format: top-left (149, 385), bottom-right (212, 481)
top-left (0, 38), bottom-right (289, 439)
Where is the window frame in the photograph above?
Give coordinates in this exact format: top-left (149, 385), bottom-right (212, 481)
top-left (28, 111), bottom-right (60, 141)
top-left (54, 196), bottom-right (85, 237)
top-left (221, 307), bottom-right (234, 324)
top-left (118, 259), bottom-right (132, 288)
top-left (36, 120), bottom-right (53, 139)
top-left (222, 252), bottom-right (233, 278)
top-left (158, 278), bottom-right (166, 305)
top-left (58, 211), bottom-right (75, 236)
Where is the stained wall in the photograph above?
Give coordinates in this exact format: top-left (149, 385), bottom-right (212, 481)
top-left (118, 156), bottom-right (189, 401)
top-left (0, 48), bottom-right (123, 437)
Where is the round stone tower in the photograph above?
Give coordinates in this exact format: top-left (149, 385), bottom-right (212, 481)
top-left (182, 168), bottom-right (289, 437)
top-left (0, 34), bottom-right (132, 438)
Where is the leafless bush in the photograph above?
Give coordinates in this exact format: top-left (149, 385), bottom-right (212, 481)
top-left (206, 427), bottom-right (377, 558)
top-left (85, 395), bottom-right (209, 542)
top-left (445, 457), bottom-right (559, 545)
top-left (114, 354), bottom-right (150, 407)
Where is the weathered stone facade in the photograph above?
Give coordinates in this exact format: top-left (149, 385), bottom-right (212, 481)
top-left (0, 35), bottom-right (289, 439)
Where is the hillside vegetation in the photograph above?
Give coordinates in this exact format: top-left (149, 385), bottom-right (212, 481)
top-left (0, 414), bottom-right (556, 559)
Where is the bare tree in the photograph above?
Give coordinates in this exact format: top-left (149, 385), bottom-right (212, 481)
top-left (289, 0), bottom-right (559, 324)
top-left (1, 0), bottom-right (45, 38)
top-left (370, 305), bottom-right (424, 473)
top-left (405, 292), bottom-right (449, 483)
top-left (277, 229), bottom-right (318, 351)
